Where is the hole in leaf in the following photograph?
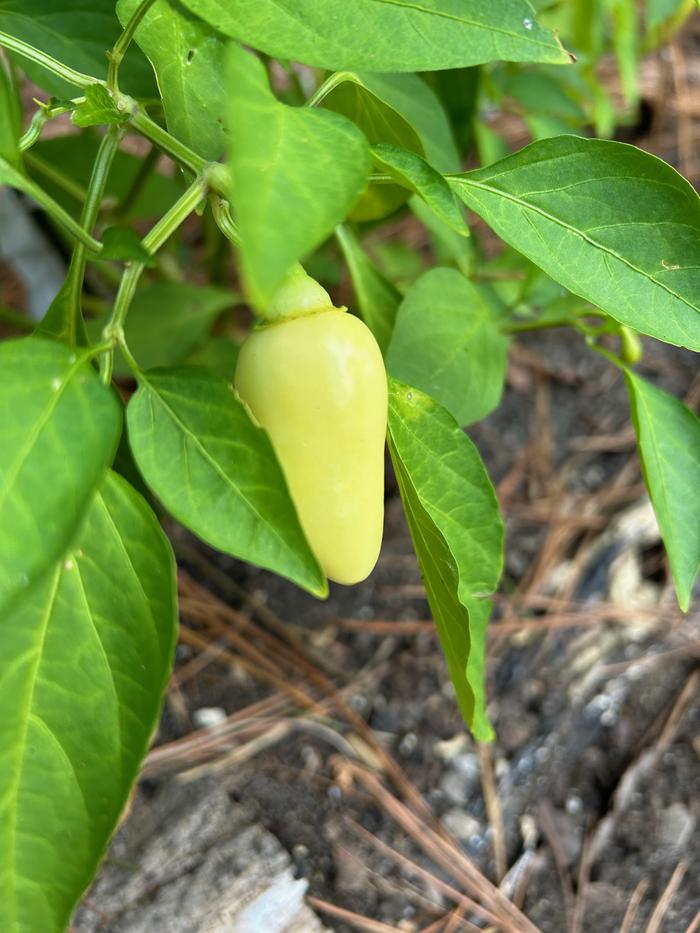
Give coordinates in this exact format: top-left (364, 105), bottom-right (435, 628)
top-left (186, 48), bottom-right (195, 64)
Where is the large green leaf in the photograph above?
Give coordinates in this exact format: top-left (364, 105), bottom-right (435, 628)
top-left (451, 135), bottom-right (700, 351)
top-left (126, 366), bottom-right (328, 597)
top-left (387, 268), bottom-right (507, 426)
top-left (0, 470), bottom-right (177, 932)
top-left (0, 0), bottom-right (156, 97)
top-left (227, 44), bottom-right (370, 309)
top-left (410, 196), bottom-right (474, 277)
top-left (87, 281), bottom-right (238, 376)
top-left (388, 379), bottom-right (503, 740)
top-left (0, 338), bottom-right (121, 614)
top-left (335, 224), bottom-right (401, 355)
top-left (178, 0), bottom-right (570, 71)
top-left (117, 0), bottom-right (228, 160)
top-left (625, 371), bottom-right (700, 611)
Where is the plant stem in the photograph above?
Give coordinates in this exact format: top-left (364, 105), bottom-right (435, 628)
top-left (64, 124), bottom-right (125, 344)
top-left (502, 317), bottom-right (577, 334)
top-left (209, 194), bottom-right (241, 246)
top-left (18, 100), bottom-right (80, 152)
top-left (99, 176), bottom-right (207, 383)
top-left (0, 30), bottom-right (100, 89)
top-left (108, 0), bottom-right (158, 93)
top-left (130, 108), bottom-right (207, 175)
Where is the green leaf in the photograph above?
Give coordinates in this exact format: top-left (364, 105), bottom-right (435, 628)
top-left (335, 224), bottom-right (401, 355)
top-left (387, 269), bottom-right (508, 426)
top-left (493, 69), bottom-right (586, 123)
top-left (451, 135), bottom-right (700, 351)
top-left (357, 73), bottom-right (461, 172)
top-left (625, 371), bottom-right (700, 611)
top-left (387, 379), bottom-right (503, 740)
top-left (0, 56), bottom-right (21, 166)
top-left (227, 44), bottom-right (371, 309)
top-left (0, 0), bottom-right (156, 98)
top-left (646, 0), bottom-right (692, 28)
top-left (87, 281), bottom-right (237, 376)
top-left (422, 67), bottom-right (481, 158)
top-left (317, 72), bottom-right (424, 222)
top-left (99, 225), bottom-right (156, 264)
top-left (71, 83), bottom-right (127, 127)
top-left (179, 0), bottom-right (570, 71)
top-left (117, 0), bottom-right (228, 160)
top-left (410, 196), bottom-right (474, 277)
top-left (27, 135), bottom-right (183, 222)
top-left (186, 335), bottom-right (240, 379)
top-left (0, 470), bottom-right (177, 932)
top-left (126, 366), bottom-right (328, 597)
top-left (372, 144), bottom-right (468, 236)
top-left (0, 338), bottom-right (121, 614)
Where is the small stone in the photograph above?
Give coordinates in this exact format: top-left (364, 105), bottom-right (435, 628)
top-left (192, 707), bottom-right (227, 729)
top-left (659, 803), bottom-right (696, 849)
top-left (439, 771), bottom-right (470, 806)
top-left (441, 807), bottom-right (481, 841)
top-left (433, 733), bottom-right (470, 762)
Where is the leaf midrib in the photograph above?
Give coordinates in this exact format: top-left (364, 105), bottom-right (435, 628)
top-left (5, 566), bottom-right (62, 928)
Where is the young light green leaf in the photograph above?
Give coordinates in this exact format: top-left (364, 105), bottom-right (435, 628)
top-left (388, 379), bottom-right (503, 740)
top-left (0, 337), bottom-right (121, 614)
top-left (87, 281), bottom-right (237, 376)
top-left (625, 371), bottom-right (700, 611)
top-left (451, 135), bottom-right (700, 351)
top-left (227, 44), bottom-right (370, 309)
top-left (117, 0), bottom-right (228, 160)
top-left (0, 0), bottom-right (156, 98)
top-left (387, 269), bottom-right (507, 426)
top-left (0, 470), bottom-right (177, 933)
top-left (372, 144), bottom-right (468, 236)
top-left (178, 0), bottom-right (570, 71)
top-left (126, 367), bottom-right (327, 597)
top-left (335, 224), bottom-right (401, 355)
top-left (71, 83), bottom-right (127, 127)
top-left (410, 196), bottom-right (474, 277)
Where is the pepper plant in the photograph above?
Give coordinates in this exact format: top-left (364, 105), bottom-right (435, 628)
top-left (0, 1), bottom-right (699, 929)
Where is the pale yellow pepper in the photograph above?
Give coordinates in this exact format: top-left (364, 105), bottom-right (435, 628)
top-left (234, 267), bottom-right (387, 585)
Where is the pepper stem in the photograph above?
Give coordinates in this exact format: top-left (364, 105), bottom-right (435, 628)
top-left (262, 264), bottom-right (343, 324)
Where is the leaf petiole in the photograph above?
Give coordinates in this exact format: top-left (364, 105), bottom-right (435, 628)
top-left (0, 30), bottom-right (100, 88)
top-left (99, 176), bottom-right (208, 383)
top-left (107, 0), bottom-right (159, 93)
